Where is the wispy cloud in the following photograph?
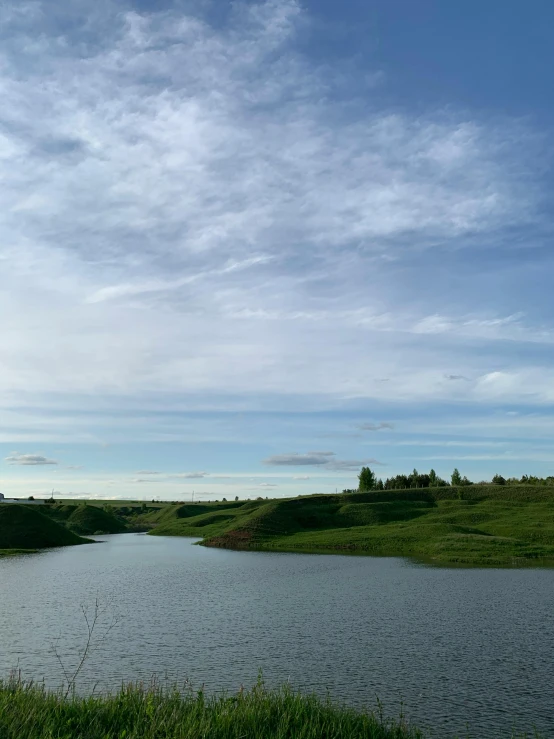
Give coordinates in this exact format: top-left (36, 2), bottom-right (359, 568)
top-left (0, 0), bottom-right (551, 495)
top-left (357, 422), bottom-right (394, 431)
top-left (5, 452), bottom-right (58, 466)
top-left (0, 0), bottom-right (547, 413)
top-left (170, 472), bottom-right (209, 479)
top-left (263, 452), bottom-right (382, 471)
top-left (263, 453), bottom-right (332, 466)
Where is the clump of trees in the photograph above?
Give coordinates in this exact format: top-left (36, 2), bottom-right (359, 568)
top-left (351, 467), bottom-right (554, 493)
top-left (356, 466), bottom-right (451, 492)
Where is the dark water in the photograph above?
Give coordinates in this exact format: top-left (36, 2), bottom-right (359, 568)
top-left (1, 534), bottom-right (553, 738)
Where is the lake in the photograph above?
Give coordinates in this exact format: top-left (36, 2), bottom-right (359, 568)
top-left (1, 533), bottom-right (553, 738)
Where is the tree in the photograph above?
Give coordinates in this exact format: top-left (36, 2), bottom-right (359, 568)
top-left (358, 466), bottom-right (376, 491)
top-left (429, 469), bottom-right (437, 486)
top-left (235, 496), bottom-right (239, 502)
top-left (492, 474), bottom-right (506, 485)
top-left (451, 468), bottom-right (462, 486)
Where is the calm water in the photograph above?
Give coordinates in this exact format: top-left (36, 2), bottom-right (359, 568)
top-left (1, 534), bottom-right (553, 738)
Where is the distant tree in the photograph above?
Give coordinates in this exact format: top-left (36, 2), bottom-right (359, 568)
top-left (375, 478), bottom-right (384, 490)
top-left (384, 474), bottom-right (409, 490)
top-left (222, 497), bottom-right (227, 502)
top-left (28, 496), bottom-right (34, 501)
top-left (461, 476), bottom-right (473, 486)
top-left (429, 469), bottom-right (437, 486)
top-left (358, 467), bottom-right (376, 491)
top-left (451, 468), bottom-right (462, 486)
top-left (235, 496), bottom-right (239, 502)
top-left (492, 474), bottom-right (506, 485)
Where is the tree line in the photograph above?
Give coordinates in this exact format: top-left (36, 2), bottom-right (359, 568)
top-left (348, 467), bottom-right (554, 492)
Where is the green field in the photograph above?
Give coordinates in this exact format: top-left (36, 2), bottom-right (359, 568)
top-left (141, 486), bottom-right (554, 566)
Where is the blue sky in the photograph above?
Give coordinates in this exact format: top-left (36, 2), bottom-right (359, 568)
top-left (1, 0), bottom-right (553, 500)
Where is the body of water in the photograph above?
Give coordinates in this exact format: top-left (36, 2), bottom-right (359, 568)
top-left (1, 534), bottom-right (553, 737)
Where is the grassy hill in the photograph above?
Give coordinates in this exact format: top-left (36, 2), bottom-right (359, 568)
top-left (147, 486), bottom-right (554, 566)
top-left (65, 504), bottom-right (127, 535)
top-left (0, 505), bottom-right (91, 551)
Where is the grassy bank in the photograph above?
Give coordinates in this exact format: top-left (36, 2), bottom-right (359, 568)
top-left (0, 680), bottom-right (425, 739)
top-left (0, 548), bottom-right (36, 557)
top-left (143, 487), bottom-right (554, 566)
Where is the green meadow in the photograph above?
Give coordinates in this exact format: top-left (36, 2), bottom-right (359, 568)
top-left (142, 486), bottom-right (554, 566)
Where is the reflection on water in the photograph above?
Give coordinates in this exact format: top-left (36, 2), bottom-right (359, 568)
top-left (1, 533), bottom-right (553, 738)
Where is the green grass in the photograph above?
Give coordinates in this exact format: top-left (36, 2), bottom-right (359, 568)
top-left (0, 679), bottom-right (424, 739)
top-left (0, 678), bottom-right (545, 739)
top-left (65, 505), bottom-right (127, 535)
top-left (41, 503), bottom-right (128, 534)
top-left (0, 548), bottom-right (37, 557)
top-left (145, 488), bottom-right (554, 566)
top-left (0, 505), bottom-right (91, 550)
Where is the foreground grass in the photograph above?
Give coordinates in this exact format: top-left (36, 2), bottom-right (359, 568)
top-left (0, 680), bottom-right (426, 739)
top-left (144, 488), bottom-right (554, 566)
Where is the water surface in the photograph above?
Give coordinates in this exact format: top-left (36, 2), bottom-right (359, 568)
top-left (1, 534), bottom-right (553, 738)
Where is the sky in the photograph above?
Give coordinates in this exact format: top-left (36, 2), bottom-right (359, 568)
top-left (1, 0), bottom-right (553, 501)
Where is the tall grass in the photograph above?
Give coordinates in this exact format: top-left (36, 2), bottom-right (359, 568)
top-left (0, 677), bottom-right (424, 739)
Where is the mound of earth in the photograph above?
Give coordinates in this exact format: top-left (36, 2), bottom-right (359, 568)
top-left (0, 505), bottom-right (91, 549)
top-left (67, 505), bottom-right (127, 535)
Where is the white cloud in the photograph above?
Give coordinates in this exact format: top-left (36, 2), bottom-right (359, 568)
top-left (0, 0), bottom-right (551, 502)
top-left (0, 0), bottom-right (546, 418)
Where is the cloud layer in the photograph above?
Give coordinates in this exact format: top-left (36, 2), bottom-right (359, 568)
top-left (0, 0), bottom-right (549, 413)
top-left (0, 0), bottom-right (552, 497)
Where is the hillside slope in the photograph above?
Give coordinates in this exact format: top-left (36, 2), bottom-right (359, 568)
top-left (0, 505), bottom-right (91, 550)
top-left (66, 505), bottom-right (127, 535)
top-left (148, 487), bottom-right (554, 565)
